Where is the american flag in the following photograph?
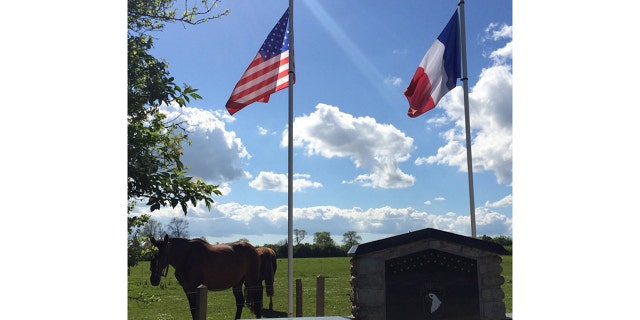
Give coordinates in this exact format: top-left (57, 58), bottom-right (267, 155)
top-left (225, 8), bottom-right (293, 115)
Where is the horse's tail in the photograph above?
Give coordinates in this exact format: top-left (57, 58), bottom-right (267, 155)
top-left (261, 249), bottom-right (276, 297)
top-left (244, 281), bottom-right (263, 316)
top-left (243, 246), bottom-right (263, 317)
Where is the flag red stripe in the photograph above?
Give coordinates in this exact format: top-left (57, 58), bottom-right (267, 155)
top-left (229, 68), bottom-right (289, 103)
top-left (231, 73), bottom-right (289, 104)
top-left (233, 52), bottom-right (289, 89)
top-left (226, 52), bottom-right (290, 113)
top-left (229, 54), bottom-right (290, 101)
top-left (405, 67), bottom-right (436, 117)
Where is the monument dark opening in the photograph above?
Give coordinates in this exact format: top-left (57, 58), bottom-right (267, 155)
top-left (385, 249), bottom-right (480, 319)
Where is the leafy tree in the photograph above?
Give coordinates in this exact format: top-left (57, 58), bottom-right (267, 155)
top-left (294, 228), bottom-right (307, 245)
top-left (313, 231), bottom-right (335, 249)
top-left (276, 239), bottom-right (289, 258)
top-left (127, 0), bottom-right (229, 216)
top-left (342, 230), bottom-right (362, 249)
top-left (294, 243), bottom-right (312, 257)
top-left (128, 214), bottom-right (153, 268)
top-left (127, 0), bottom-right (227, 268)
top-left (479, 234), bottom-right (513, 255)
top-left (492, 235), bottom-right (513, 247)
top-left (167, 217), bottom-right (190, 238)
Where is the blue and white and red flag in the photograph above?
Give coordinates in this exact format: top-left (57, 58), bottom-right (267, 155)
top-left (226, 8), bottom-right (293, 115)
top-left (404, 10), bottom-right (460, 118)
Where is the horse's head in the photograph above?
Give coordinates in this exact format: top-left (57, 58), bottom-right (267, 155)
top-left (149, 234), bottom-right (170, 286)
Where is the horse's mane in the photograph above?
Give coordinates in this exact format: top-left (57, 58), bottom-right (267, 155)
top-left (167, 237), bottom-right (203, 243)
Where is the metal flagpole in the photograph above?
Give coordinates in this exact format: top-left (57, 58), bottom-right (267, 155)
top-left (458, 0), bottom-right (477, 238)
top-left (287, 0), bottom-right (295, 316)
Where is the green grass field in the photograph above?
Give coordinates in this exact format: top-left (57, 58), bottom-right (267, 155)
top-left (128, 256), bottom-right (512, 319)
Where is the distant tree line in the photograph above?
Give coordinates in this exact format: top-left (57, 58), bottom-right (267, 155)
top-left (479, 234), bottom-right (513, 255)
top-left (261, 230), bottom-right (363, 258)
top-left (261, 232), bottom-right (512, 258)
top-left (129, 218), bottom-right (513, 272)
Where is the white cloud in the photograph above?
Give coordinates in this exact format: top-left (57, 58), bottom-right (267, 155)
top-left (212, 109), bottom-right (236, 123)
top-left (425, 115), bottom-right (450, 127)
top-left (257, 126), bottom-right (269, 135)
top-left (248, 171), bottom-right (323, 192)
top-left (474, 206), bottom-right (513, 236)
top-left (160, 103), bottom-right (251, 184)
top-left (485, 23), bottom-right (512, 41)
top-left (287, 103), bottom-right (415, 188)
top-left (420, 27), bottom-right (513, 185)
top-left (215, 182), bottom-right (232, 197)
top-left (133, 200), bottom-right (512, 241)
top-left (489, 42), bottom-right (512, 65)
top-left (384, 75), bottom-right (403, 87)
top-left (414, 157), bottom-right (428, 166)
top-left (485, 194), bottom-right (512, 208)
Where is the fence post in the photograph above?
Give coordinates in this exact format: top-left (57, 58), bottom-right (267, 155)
top-left (295, 278), bottom-right (303, 317)
top-left (316, 275), bottom-right (325, 316)
top-left (197, 285), bottom-right (208, 320)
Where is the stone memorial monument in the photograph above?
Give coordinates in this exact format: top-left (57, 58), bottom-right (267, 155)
top-left (348, 228), bottom-right (509, 320)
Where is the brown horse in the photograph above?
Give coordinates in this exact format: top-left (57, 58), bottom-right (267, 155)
top-left (150, 235), bottom-right (263, 319)
top-left (256, 247), bottom-right (277, 310)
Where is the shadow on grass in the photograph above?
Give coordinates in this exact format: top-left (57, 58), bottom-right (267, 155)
top-left (260, 308), bottom-right (289, 318)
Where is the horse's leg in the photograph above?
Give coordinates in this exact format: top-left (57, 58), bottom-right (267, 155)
top-left (184, 289), bottom-right (198, 320)
top-left (232, 284), bottom-right (245, 320)
top-left (265, 281), bottom-right (273, 310)
top-left (248, 281), bottom-right (263, 318)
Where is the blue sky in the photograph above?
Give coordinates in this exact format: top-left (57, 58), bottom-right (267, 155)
top-left (127, 0), bottom-right (514, 245)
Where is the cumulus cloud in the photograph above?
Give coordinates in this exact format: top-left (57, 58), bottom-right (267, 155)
top-left (215, 182), bottom-right (232, 197)
top-left (485, 194), bottom-right (512, 208)
top-left (384, 75), bottom-right (403, 87)
top-left (416, 26), bottom-right (513, 185)
top-left (484, 23), bottom-right (512, 41)
top-left (211, 109), bottom-right (236, 123)
top-left (474, 206), bottom-right (513, 236)
top-left (489, 42), bottom-right (512, 65)
top-left (160, 103), bottom-right (251, 185)
top-left (257, 126), bottom-right (269, 136)
top-left (285, 103), bottom-right (415, 188)
top-left (248, 171), bottom-right (323, 192)
top-left (133, 201), bottom-right (513, 240)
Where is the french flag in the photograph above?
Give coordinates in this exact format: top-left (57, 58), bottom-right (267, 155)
top-left (404, 10), bottom-right (461, 118)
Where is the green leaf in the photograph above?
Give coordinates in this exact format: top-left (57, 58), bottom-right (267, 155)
top-left (181, 203), bottom-right (188, 215)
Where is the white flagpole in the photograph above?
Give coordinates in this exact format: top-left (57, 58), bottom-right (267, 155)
top-left (458, 0), bottom-right (477, 238)
top-left (287, 0), bottom-right (295, 316)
